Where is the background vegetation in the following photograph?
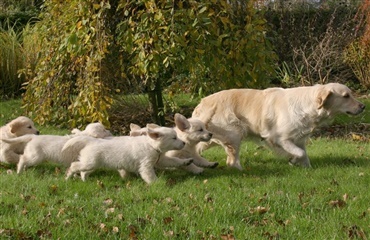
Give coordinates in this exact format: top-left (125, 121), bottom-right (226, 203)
top-left (0, 0), bottom-right (369, 130)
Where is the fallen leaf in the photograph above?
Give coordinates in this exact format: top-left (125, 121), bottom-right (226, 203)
top-left (112, 226), bottom-right (119, 233)
top-left (97, 180), bottom-right (105, 188)
top-left (163, 217), bottom-right (173, 225)
top-left (221, 234), bottom-right (235, 240)
top-left (103, 198), bottom-right (113, 205)
top-left (250, 206), bottom-right (270, 214)
top-left (347, 225), bottom-right (367, 239)
top-left (329, 199), bottom-right (346, 208)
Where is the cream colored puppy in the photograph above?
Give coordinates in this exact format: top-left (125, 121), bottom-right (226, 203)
top-left (192, 83), bottom-right (365, 169)
top-left (0, 116), bottom-right (39, 164)
top-left (130, 113), bottom-right (217, 174)
top-left (2, 122), bottom-right (112, 173)
top-left (65, 125), bottom-right (185, 184)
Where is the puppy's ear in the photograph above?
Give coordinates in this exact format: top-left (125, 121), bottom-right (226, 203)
top-left (147, 128), bottom-right (161, 140)
top-left (130, 123), bottom-right (141, 131)
top-left (174, 113), bottom-right (190, 131)
top-left (317, 87), bottom-right (332, 109)
top-left (147, 123), bottom-right (160, 129)
top-left (71, 128), bottom-right (81, 135)
top-left (9, 121), bottom-right (23, 134)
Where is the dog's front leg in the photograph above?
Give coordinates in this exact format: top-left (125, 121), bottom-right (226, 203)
top-left (139, 164), bottom-right (157, 184)
top-left (156, 155), bottom-right (193, 168)
top-left (278, 139), bottom-right (311, 167)
top-left (192, 153), bottom-right (218, 168)
top-left (181, 163), bottom-right (204, 174)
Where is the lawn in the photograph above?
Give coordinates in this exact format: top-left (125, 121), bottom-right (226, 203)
top-left (0, 98), bottom-right (369, 239)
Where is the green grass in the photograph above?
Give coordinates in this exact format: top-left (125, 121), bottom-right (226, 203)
top-left (0, 98), bottom-right (369, 239)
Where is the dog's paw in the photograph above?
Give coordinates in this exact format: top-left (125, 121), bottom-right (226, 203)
top-left (203, 161), bottom-right (218, 169)
top-left (183, 158), bottom-right (193, 166)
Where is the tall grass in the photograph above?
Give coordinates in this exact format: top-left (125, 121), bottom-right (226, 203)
top-left (0, 25), bottom-right (24, 99)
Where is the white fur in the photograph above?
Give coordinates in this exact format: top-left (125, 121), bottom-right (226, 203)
top-left (65, 125), bottom-right (185, 184)
top-left (192, 83), bottom-right (365, 169)
top-left (130, 113), bottom-right (217, 174)
top-left (2, 122), bottom-right (112, 173)
top-left (0, 116), bottom-right (39, 164)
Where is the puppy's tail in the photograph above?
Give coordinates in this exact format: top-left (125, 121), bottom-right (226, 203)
top-left (61, 136), bottom-right (95, 154)
top-left (1, 134), bottom-right (34, 144)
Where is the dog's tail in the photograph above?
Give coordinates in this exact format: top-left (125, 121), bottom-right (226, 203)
top-left (1, 134), bottom-right (34, 144)
top-left (61, 136), bottom-right (96, 154)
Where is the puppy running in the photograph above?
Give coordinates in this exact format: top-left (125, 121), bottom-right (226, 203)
top-left (0, 116), bottom-right (39, 164)
top-left (130, 113), bottom-right (217, 174)
top-left (65, 125), bottom-right (185, 184)
top-left (192, 83), bottom-right (365, 169)
top-left (1, 122), bottom-right (112, 173)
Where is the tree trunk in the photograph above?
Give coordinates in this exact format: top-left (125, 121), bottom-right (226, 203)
top-left (147, 80), bottom-right (165, 126)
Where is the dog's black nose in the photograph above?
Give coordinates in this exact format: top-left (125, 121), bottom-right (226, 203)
top-left (36, 131), bottom-right (40, 135)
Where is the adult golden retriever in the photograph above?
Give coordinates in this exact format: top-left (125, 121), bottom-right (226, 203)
top-left (192, 83), bottom-right (365, 169)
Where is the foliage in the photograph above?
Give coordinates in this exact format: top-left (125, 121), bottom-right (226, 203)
top-left (266, 1), bottom-right (361, 86)
top-left (117, 0), bottom-right (276, 96)
top-left (21, 0), bottom-right (276, 127)
top-left (343, 0), bottom-right (370, 90)
top-left (344, 41), bottom-right (370, 89)
top-left (0, 26), bottom-right (24, 99)
top-left (22, 0), bottom-right (113, 128)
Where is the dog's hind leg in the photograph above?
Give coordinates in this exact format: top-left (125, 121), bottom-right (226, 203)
top-left (16, 155), bottom-right (26, 174)
top-left (66, 161), bottom-right (93, 181)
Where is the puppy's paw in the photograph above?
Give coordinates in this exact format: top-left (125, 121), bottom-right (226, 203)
top-left (202, 161), bottom-right (218, 169)
top-left (208, 162), bottom-right (218, 169)
top-left (183, 158), bottom-right (193, 166)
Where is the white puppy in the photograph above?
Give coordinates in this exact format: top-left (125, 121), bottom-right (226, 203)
top-left (130, 113), bottom-right (217, 174)
top-left (192, 83), bottom-right (365, 169)
top-left (1, 122), bottom-right (112, 173)
top-left (0, 116), bottom-right (39, 164)
top-left (65, 125), bottom-right (185, 184)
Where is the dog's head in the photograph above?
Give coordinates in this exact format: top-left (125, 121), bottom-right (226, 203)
top-left (72, 122), bottom-right (112, 138)
top-left (174, 113), bottom-right (213, 144)
top-left (146, 124), bottom-right (185, 152)
top-left (317, 83), bottom-right (365, 115)
top-left (8, 116), bottom-right (39, 137)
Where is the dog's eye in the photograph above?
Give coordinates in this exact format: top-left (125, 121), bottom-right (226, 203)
top-left (27, 125), bottom-right (32, 129)
top-left (343, 94), bottom-right (350, 98)
top-left (199, 129), bottom-right (203, 132)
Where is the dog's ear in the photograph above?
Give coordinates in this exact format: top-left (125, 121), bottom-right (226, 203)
top-left (317, 87), bottom-right (332, 109)
top-left (9, 120), bottom-right (24, 134)
top-left (147, 123), bottom-right (160, 129)
top-left (174, 113), bottom-right (190, 131)
top-left (71, 128), bottom-right (81, 135)
top-left (130, 123), bottom-right (141, 131)
top-left (147, 127), bottom-right (161, 140)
